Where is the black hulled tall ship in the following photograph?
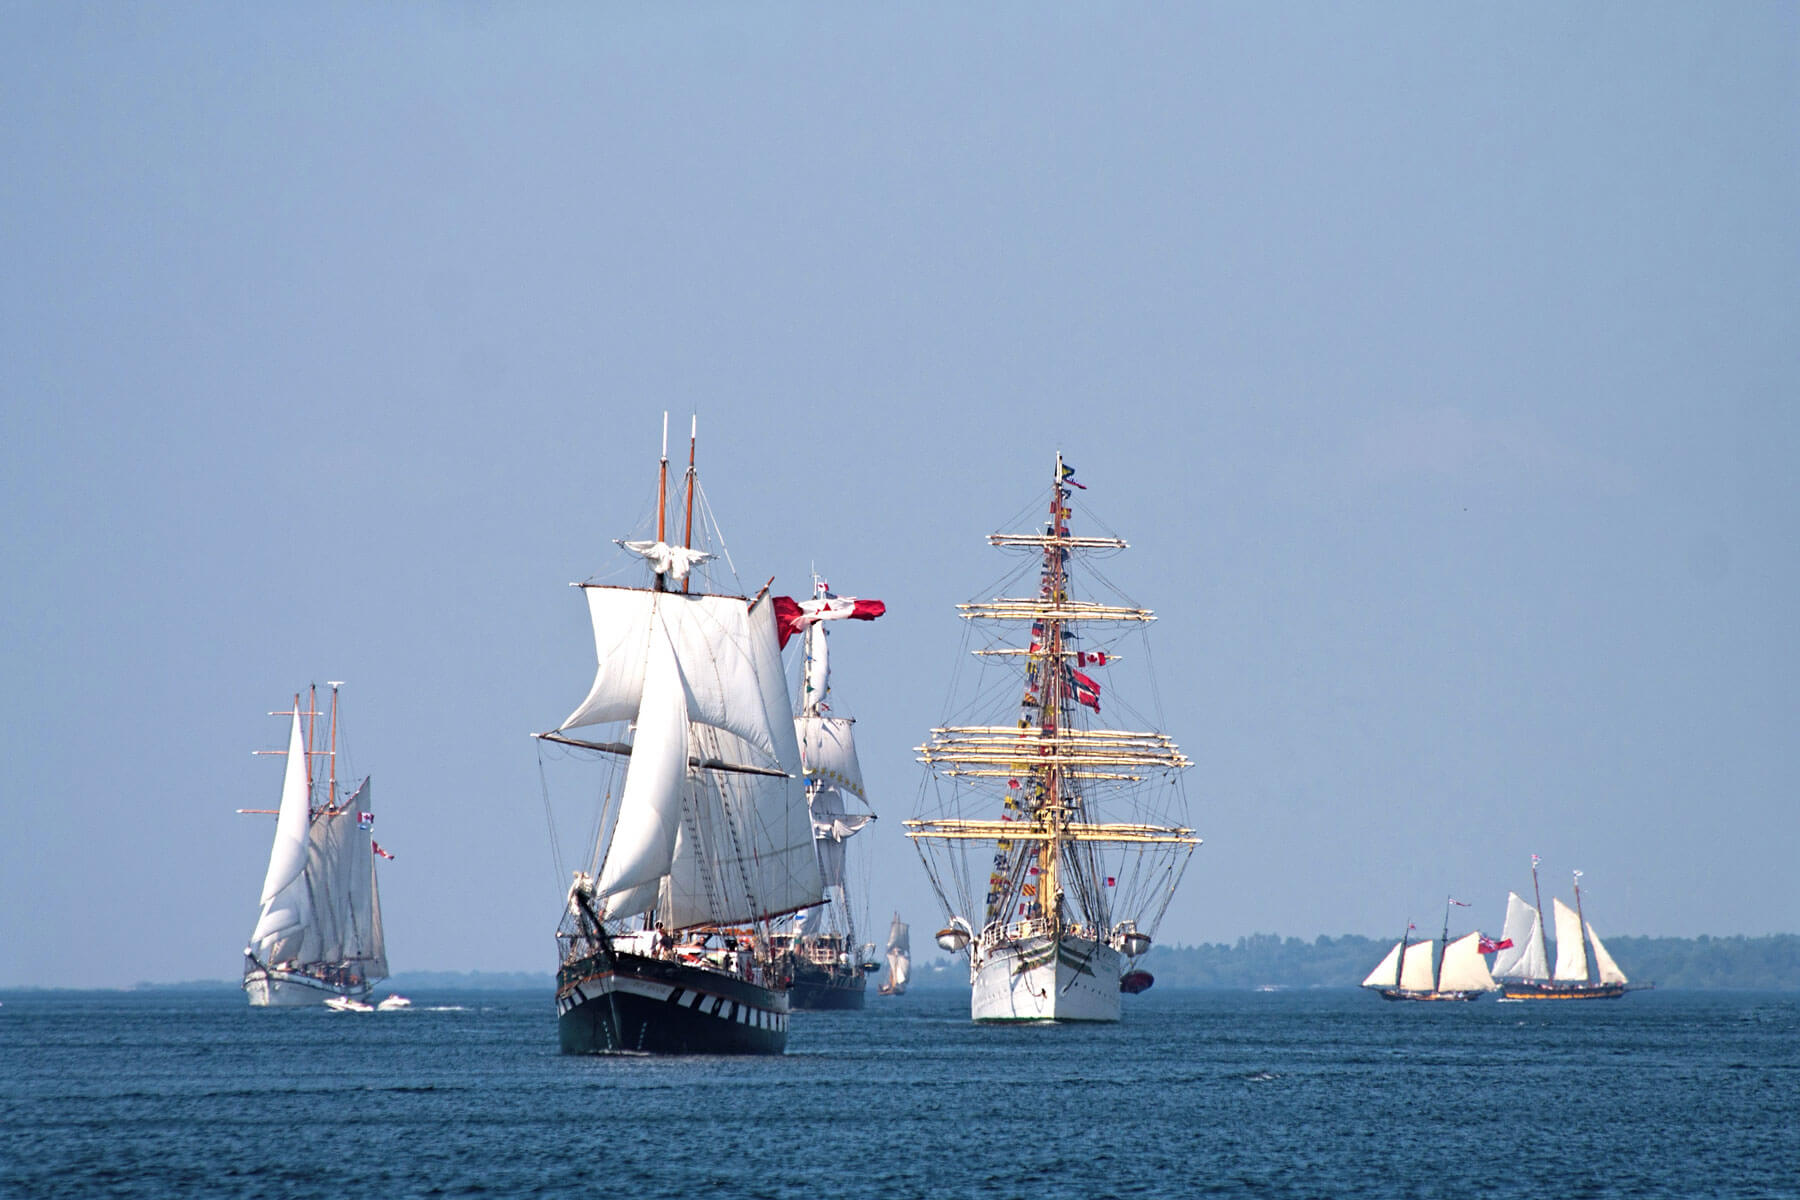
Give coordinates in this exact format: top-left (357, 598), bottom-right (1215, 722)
top-left (768, 576), bottom-right (886, 1010)
top-left (536, 417), bottom-right (825, 1054)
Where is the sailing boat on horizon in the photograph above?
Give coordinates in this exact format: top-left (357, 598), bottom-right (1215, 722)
top-left (908, 454), bottom-right (1198, 1023)
top-left (1360, 897), bottom-right (1498, 1002)
top-left (767, 575), bottom-right (887, 1010)
top-left (536, 416), bottom-right (825, 1054)
top-left (1493, 858), bottom-right (1631, 1000)
top-left (242, 683), bottom-right (390, 1008)
top-left (878, 914), bottom-right (910, 996)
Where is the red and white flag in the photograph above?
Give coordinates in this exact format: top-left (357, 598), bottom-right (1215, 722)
top-left (772, 595), bottom-right (886, 648)
top-left (372, 842), bottom-right (395, 860)
top-left (1478, 935), bottom-right (1514, 954)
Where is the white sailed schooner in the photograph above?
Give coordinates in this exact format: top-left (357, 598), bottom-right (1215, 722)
top-left (242, 684), bottom-right (390, 1007)
top-left (878, 914), bottom-right (910, 996)
top-left (1361, 898), bottom-right (1497, 1002)
top-left (536, 416), bottom-right (825, 1054)
top-left (908, 454), bottom-right (1199, 1022)
top-left (1493, 859), bottom-right (1631, 1000)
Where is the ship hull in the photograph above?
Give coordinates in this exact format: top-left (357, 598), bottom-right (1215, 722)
top-left (788, 960), bottom-right (867, 1011)
top-left (1374, 988), bottom-right (1485, 1002)
top-left (970, 932), bottom-right (1121, 1022)
top-left (556, 950), bottom-right (789, 1055)
top-left (1498, 980), bottom-right (1628, 1000)
top-left (243, 964), bottom-right (374, 1008)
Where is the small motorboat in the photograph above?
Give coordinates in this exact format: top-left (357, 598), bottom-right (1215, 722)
top-left (324, 995), bottom-right (374, 1013)
top-left (376, 994), bottom-right (412, 1011)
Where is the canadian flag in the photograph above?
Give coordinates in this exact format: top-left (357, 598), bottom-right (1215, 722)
top-left (372, 842), bottom-right (395, 860)
top-left (772, 595), bottom-right (886, 648)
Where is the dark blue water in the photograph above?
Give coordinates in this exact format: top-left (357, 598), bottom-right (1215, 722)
top-left (3, 988), bottom-right (1796, 1199)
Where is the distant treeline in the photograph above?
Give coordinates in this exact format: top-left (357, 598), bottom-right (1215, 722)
top-left (1126, 933), bottom-right (1800, 990)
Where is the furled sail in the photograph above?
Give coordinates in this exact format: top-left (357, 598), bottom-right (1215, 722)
top-left (1587, 923), bottom-right (1628, 985)
top-left (1361, 941), bottom-right (1405, 988)
top-left (1399, 940), bottom-right (1435, 991)
top-left (250, 712), bottom-right (314, 961)
top-left (1436, 931), bottom-right (1497, 992)
top-left (1492, 891), bottom-right (1550, 980)
top-left (1551, 898), bottom-right (1589, 981)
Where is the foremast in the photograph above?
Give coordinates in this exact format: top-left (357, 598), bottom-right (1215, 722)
top-left (908, 452), bottom-right (1197, 958)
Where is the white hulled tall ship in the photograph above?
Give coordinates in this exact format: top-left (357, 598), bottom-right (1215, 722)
top-left (1493, 858), bottom-right (1631, 1000)
top-left (243, 684), bottom-right (390, 1007)
top-left (536, 417), bottom-right (825, 1054)
top-left (1360, 898), bottom-right (1497, 1002)
top-left (907, 455), bottom-right (1198, 1022)
top-left (767, 577), bottom-right (886, 1010)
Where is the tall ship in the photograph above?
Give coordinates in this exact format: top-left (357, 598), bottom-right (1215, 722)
top-left (243, 684), bottom-right (390, 1007)
top-left (767, 578), bottom-right (886, 1010)
top-left (1360, 898), bottom-right (1497, 1001)
top-left (907, 455), bottom-right (1199, 1022)
top-left (536, 417), bottom-right (825, 1054)
top-left (878, 914), bottom-right (910, 996)
top-left (1493, 857), bottom-right (1631, 1000)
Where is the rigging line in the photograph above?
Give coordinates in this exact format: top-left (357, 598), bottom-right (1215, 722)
top-left (538, 742), bottom-right (564, 890)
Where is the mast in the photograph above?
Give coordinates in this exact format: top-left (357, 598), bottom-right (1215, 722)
top-left (1042, 451), bottom-right (1066, 934)
top-left (1530, 854), bottom-right (1548, 981)
top-left (681, 415), bottom-right (697, 595)
top-left (1572, 869), bottom-right (1595, 982)
top-left (326, 681), bottom-right (339, 807)
top-left (654, 412), bottom-right (669, 593)
top-left (1396, 920), bottom-right (1409, 988)
top-left (305, 683), bottom-right (318, 804)
top-left (1438, 898), bottom-right (1453, 992)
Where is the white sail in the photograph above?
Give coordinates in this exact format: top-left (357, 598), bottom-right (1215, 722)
top-left (800, 618), bottom-right (830, 713)
top-left (1491, 891), bottom-right (1550, 980)
top-left (1437, 931), bottom-right (1498, 992)
top-left (561, 589), bottom-right (780, 762)
top-left (1399, 940), bottom-right (1435, 991)
top-left (560, 586), bottom-right (656, 732)
top-left (340, 779), bottom-right (385, 977)
top-left (796, 715), bottom-right (866, 798)
top-left (806, 781), bottom-right (873, 890)
top-left (250, 712), bottom-right (313, 959)
top-left (1361, 940), bottom-right (1405, 988)
top-left (888, 946), bottom-right (910, 991)
top-left (650, 599), bottom-right (822, 926)
top-left (888, 916), bottom-right (910, 955)
top-left (1551, 898), bottom-right (1589, 981)
top-left (594, 621), bottom-right (689, 917)
top-left (1587, 922), bottom-right (1628, 985)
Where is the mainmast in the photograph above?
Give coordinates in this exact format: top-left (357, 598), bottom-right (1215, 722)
top-left (1530, 854), bottom-right (1548, 979)
top-left (681, 415), bottom-right (697, 595)
top-left (653, 412), bottom-right (670, 593)
top-left (1572, 869), bottom-right (1595, 981)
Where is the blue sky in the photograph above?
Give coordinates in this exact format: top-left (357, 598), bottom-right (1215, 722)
top-left (3, 3), bottom-right (1795, 986)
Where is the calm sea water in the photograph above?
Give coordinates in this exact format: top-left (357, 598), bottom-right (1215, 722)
top-left (2, 987), bottom-right (1796, 1199)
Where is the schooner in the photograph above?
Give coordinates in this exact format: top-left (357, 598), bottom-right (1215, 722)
top-left (907, 454), bottom-right (1199, 1022)
top-left (242, 684), bottom-right (390, 1007)
top-left (536, 417), bottom-right (824, 1054)
top-left (1493, 859), bottom-right (1631, 1000)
